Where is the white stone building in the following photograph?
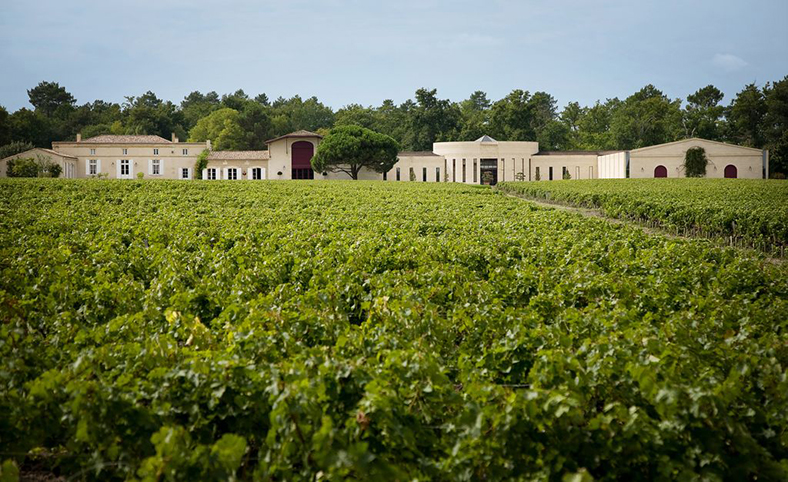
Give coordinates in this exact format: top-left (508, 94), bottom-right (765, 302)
top-left (0, 132), bottom-right (769, 181)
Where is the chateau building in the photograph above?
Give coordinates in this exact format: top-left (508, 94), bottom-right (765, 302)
top-left (0, 131), bottom-right (769, 181)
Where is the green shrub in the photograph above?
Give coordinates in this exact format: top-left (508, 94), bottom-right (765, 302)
top-left (8, 157), bottom-right (39, 177)
top-left (7, 155), bottom-right (62, 178)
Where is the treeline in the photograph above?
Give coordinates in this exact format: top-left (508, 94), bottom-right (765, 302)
top-left (0, 78), bottom-right (786, 175)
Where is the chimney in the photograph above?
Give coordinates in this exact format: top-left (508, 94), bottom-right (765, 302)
top-left (206, 139), bottom-right (212, 151)
top-left (172, 133), bottom-right (179, 143)
top-left (76, 133), bottom-right (82, 143)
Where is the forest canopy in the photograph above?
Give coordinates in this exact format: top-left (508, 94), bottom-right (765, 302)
top-left (1, 78), bottom-right (786, 176)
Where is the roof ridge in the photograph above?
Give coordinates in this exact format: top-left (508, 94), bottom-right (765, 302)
top-left (265, 130), bottom-right (323, 144)
top-left (629, 137), bottom-right (764, 154)
top-left (81, 134), bottom-right (173, 144)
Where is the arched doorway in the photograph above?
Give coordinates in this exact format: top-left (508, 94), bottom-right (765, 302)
top-left (724, 164), bottom-right (738, 178)
top-left (654, 165), bottom-right (668, 178)
top-left (292, 141), bottom-right (315, 179)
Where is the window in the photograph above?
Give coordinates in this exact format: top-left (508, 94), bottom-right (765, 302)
top-left (383, 171), bottom-right (387, 181)
top-left (501, 159), bottom-right (505, 182)
top-left (562, 166), bottom-right (568, 179)
top-left (396, 167), bottom-right (401, 181)
top-left (575, 166), bottom-right (580, 179)
top-left (154, 148), bottom-right (159, 155)
top-left (452, 159), bottom-right (456, 182)
top-left (182, 149), bottom-right (188, 155)
top-left (535, 166), bottom-right (540, 180)
top-left (251, 167), bottom-right (264, 180)
top-left (122, 148), bottom-right (128, 155)
top-left (89, 159), bottom-right (97, 175)
top-left (207, 168), bottom-right (217, 180)
top-left (462, 159), bottom-right (466, 183)
top-left (152, 159), bottom-right (161, 175)
top-left (436, 167), bottom-right (440, 182)
top-left (549, 166), bottom-right (554, 181)
top-left (120, 159), bottom-right (130, 177)
top-left (422, 167), bottom-right (427, 182)
top-left (473, 159), bottom-right (478, 183)
top-left (226, 168), bottom-right (238, 180)
top-left (409, 167), bottom-right (414, 181)
top-left (90, 148), bottom-right (96, 155)
top-left (181, 168), bottom-right (190, 179)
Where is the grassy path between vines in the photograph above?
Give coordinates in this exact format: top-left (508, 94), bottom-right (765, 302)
top-left (499, 189), bottom-right (785, 264)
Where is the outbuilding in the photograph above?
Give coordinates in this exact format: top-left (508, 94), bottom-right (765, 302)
top-left (627, 138), bottom-right (768, 179)
top-left (0, 148), bottom-right (79, 178)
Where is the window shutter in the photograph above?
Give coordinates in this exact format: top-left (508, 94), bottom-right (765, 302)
top-left (85, 160), bottom-right (90, 176)
top-left (216, 168), bottom-right (222, 180)
top-left (97, 160), bottom-right (101, 175)
top-left (223, 167), bottom-right (229, 179)
top-left (160, 159), bottom-right (164, 176)
top-left (202, 168), bottom-right (207, 180)
top-left (260, 167), bottom-right (266, 180)
top-left (187, 167), bottom-right (192, 180)
top-left (116, 160), bottom-right (122, 178)
top-left (148, 159), bottom-right (153, 175)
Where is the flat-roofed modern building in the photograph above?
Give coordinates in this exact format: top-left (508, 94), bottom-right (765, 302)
top-left (0, 131), bottom-right (769, 181)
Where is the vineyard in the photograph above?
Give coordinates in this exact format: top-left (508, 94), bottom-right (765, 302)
top-left (1, 179), bottom-right (787, 480)
top-left (498, 179), bottom-right (788, 255)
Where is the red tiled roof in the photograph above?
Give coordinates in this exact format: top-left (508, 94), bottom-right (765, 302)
top-left (0, 148), bottom-right (78, 162)
top-left (207, 150), bottom-right (270, 160)
top-left (80, 135), bottom-right (172, 144)
top-left (40, 148), bottom-right (79, 160)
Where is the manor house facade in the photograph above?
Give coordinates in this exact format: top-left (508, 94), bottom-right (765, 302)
top-left (0, 131), bottom-right (770, 181)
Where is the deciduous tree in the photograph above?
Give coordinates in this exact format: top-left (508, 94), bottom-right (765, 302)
top-left (404, 88), bottom-right (460, 150)
top-left (610, 85), bottom-right (681, 149)
top-left (188, 108), bottom-right (246, 150)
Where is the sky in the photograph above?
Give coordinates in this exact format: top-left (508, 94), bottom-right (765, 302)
top-left (1, 0), bottom-right (786, 112)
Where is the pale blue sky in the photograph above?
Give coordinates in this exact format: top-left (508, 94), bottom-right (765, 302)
top-left (1, 0), bottom-right (786, 111)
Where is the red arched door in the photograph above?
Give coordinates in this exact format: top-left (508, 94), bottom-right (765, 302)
top-left (654, 165), bottom-right (668, 178)
top-left (291, 141), bottom-right (315, 179)
top-left (724, 164), bottom-right (738, 178)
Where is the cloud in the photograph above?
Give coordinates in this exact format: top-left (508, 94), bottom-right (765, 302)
top-left (712, 53), bottom-right (748, 72)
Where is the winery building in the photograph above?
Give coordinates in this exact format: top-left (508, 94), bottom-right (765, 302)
top-left (0, 132), bottom-right (769, 182)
